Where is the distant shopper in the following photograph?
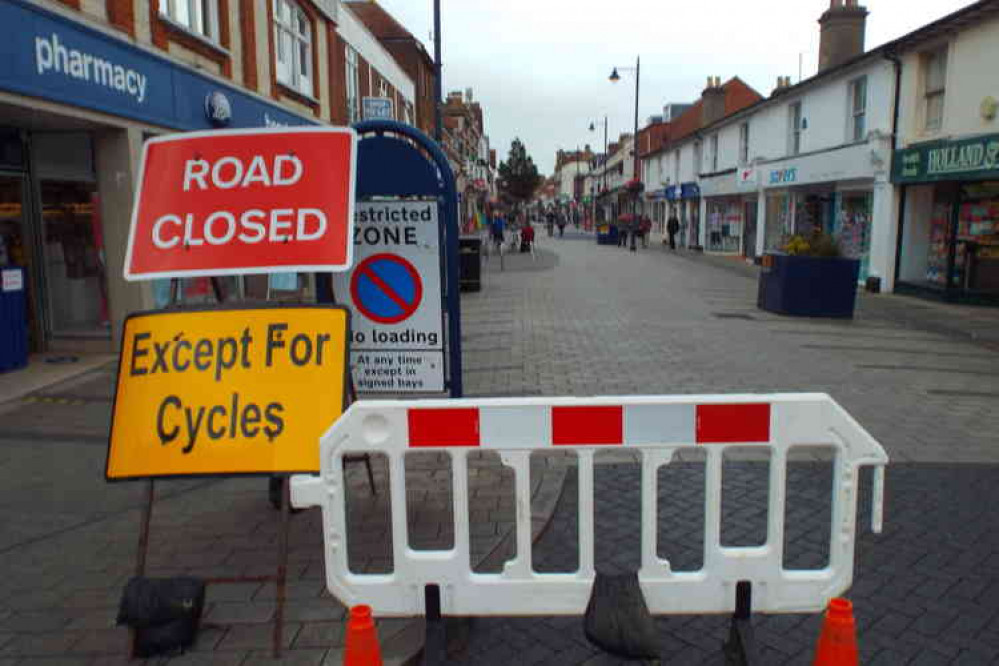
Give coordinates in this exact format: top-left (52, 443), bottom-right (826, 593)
top-left (666, 214), bottom-right (680, 251)
top-left (639, 216), bottom-right (652, 248)
top-left (520, 222), bottom-right (535, 253)
top-left (557, 210), bottom-right (567, 237)
top-left (490, 213), bottom-right (506, 251)
top-left (546, 209), bottom-right (556, 237)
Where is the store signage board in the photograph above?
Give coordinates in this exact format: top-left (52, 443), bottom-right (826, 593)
top-left (2, 268), bottom-right (23, 292)
top-left (362, 97), bottom-right (394, 121)
top-left (106, 306), bottom-right (350, 480)
top-left (893, 133), bottom-right (999, 184)
top-left (333, 200), bottom-right (445, 393)
top-left (123, 127), bottom-right (357, 280)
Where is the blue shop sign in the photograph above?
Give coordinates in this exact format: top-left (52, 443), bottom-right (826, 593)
top-left (769, 167), bottom-right (798, 185)
top-left (680, 182), bottom-right (700, 199)
top-left (0, 0), bottom-right (313, 131)
top-left (665, 185), bottom-right (680, 200)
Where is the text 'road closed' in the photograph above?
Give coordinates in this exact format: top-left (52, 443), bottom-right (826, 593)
top-left (107, 307), bottom-right (349, 480)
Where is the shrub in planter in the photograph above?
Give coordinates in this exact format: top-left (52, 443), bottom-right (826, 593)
top-left (758, 232), bottom-right (860, 318)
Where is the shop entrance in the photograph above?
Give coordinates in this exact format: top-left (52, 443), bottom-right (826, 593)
top-left (743, 200), bottom-right (757, 259)
top-left (0, 172), bottom-right (42, 351)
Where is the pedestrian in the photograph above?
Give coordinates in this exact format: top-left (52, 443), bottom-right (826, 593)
top-left (546, 209), bottom-right (555, 237)
top-left (490, 211), bottom-right (506, 252)
top-left (666, 213), bottom-right (680, 251)
top-left (639, 216), bottom-right (652, 248)
top-left (557, 210), bottom-right (566, 238)
top-left (520, 222), bottom-right (535, 253)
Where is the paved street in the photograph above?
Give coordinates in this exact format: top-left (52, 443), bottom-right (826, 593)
top-left (0, 230), bottom-right (997, 664)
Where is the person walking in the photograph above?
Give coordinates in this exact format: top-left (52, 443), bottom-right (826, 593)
top-left (557, 209), bottom-right (567, 238)
top-left (546, 208), bottom-right (555, 237)
top-left (666, 213), bottom-right (680, 251)
top-left (639, 215), bottom-right (652, 248)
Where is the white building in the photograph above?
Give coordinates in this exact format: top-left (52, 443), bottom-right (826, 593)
top-left (892, 1), bottom-right (999, 299)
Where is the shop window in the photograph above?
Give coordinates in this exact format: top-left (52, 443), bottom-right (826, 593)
top-left (739, 123), bottom-right (749, 165)
top-left (273, 0), bottom-right (312, 97)
top-left (158, 0), bottom-right (219, 42)
top-left (923, 48), bottom-right (947, 132)
top-left (788, 102), bottom-right (802, 155)
top-left (850, 77), bottom-right (867, 142)
top-left (345, 44), bottom-right (360, 123)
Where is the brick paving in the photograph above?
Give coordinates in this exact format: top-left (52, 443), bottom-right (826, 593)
top-left (1, 230), bottom-right (998, 663)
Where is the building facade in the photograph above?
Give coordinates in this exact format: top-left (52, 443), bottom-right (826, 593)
top-left (0, 0), bottom-right (416, 359)
top-left (892, 1), bottom-right (999, 299)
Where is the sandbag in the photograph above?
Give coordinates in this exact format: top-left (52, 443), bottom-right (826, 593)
top-left (583, 570), bottom-right (660, 659)
top-left (117, 576), bottom-right (205, 657)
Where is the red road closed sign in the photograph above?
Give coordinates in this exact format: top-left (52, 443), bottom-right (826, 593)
top-left (124, 127), bottom-right (357, 280)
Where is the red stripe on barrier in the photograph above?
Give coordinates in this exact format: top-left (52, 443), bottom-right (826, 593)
top-left (408, 408), bottom-right (480, 447)
top-left (552, 406), bottom-right (623, 446)
top-left (696, 404), bottom-right (771, 443)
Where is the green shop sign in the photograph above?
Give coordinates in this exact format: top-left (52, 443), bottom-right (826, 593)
top-left (893, 133), bottom-right (999, 183)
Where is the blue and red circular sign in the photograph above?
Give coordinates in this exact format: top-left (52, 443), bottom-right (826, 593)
top-left (350, 253), bottom-right (423, 324)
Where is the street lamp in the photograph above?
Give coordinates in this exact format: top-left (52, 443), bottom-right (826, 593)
top-left (609, 56), bottom-right (640, 252)
top-left (589, 117), bottom-right (608, 228)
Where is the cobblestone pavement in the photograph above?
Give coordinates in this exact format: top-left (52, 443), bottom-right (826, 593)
top-left (1, 230), bottom-right (997, 664)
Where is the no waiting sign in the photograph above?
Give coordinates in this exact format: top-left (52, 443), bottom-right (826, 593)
top-left (123, 127), bottom-right (357, 280)
top-left (334, 200), bottom-right (444, 393)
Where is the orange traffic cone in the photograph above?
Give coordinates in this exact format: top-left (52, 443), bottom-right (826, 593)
top-left (813, 597), bottom-right (859, 666)
top-left (344, 604), bottom-right (383, 666)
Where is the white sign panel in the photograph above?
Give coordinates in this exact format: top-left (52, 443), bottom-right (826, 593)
top-left (362, 97), bottom-right (394, 121)
top-left (2, 268), bottom-right (23, 292)
top-left (335, 201), bottom-right (444, 393)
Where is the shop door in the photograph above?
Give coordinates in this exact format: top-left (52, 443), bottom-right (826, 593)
top-left (38, 181), bottom-right (109, 338)
top-left (0, 172), bottom-right (43, 351)
top-left (743, 200), bottom-right (757, 259)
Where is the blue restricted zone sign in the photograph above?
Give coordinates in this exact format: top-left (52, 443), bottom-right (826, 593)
top-left (349, 253), bottom-right (424, 324)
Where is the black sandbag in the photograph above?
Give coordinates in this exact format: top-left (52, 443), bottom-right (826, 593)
top-left (117, 576), bottom-right (206, 657)
top-left (583, 570), bottom-right (660, 659)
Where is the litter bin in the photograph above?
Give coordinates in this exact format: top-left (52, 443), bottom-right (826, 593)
top-left (0, 266), bottom-right (28, 372)
top-left (459, 236), bottom-right (482, 292)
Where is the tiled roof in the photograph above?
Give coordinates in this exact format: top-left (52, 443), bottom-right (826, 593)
top-left (669, 77), bottom-right (763, 144)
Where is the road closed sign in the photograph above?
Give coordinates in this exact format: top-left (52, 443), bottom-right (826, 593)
top-left (124, 127), bottom-right (357, 280)
top-left (334, 200), bottom-right (445, 393)
top-left (106, 306), bottom-right (349, 480)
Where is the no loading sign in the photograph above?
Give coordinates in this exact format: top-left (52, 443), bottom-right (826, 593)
top-left (350, 254), bottom-right (423, 324)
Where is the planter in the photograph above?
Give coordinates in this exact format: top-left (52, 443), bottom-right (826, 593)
top-left (757, 253), bottom-right (860, 318)
top-left (597, 224), bottom-right (619, 245)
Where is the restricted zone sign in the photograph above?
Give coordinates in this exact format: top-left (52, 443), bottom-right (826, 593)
top-left (123, 127), bottom-right (357, 280)
top-left (334, 200), bottom-right (444, 393)
top-left (106, 306), bottom-right (350, 479)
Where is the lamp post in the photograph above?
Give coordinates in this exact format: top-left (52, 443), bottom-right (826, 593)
top-left (589, 117), bottom-right (608, 226)
top-left (610, 56), bottom-right (640, 251)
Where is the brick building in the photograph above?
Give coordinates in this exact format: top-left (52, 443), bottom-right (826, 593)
top-left (344, 0), bottom-right (435, 135)
top-left (0, 0), bottom-right (417, 362)
top-left (442, 89), bottom-right (492, 225)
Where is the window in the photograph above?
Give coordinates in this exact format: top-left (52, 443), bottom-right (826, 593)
top-left (850, 77), bottom-right (867, 142)
top-left (924, 48), bottom-right (947, 131)
top-left (274, 0), bottom-right (312, 96)
top-left (158, 0), bottom-right (218, 41)
top-left (739, 122), bottom-right (749, 164)
top-left (710, 134), bottom-right (719, 171)
top-left (345, 44), bottom-right (360, 123)
top-left (789, 102), bottom-right (802, 155)
top-left (379, 78), bottom-right (389, 99)
top-left (693, 140), bottom-right (702, 174)
top-left (673, 149), bottom-right (680, 183)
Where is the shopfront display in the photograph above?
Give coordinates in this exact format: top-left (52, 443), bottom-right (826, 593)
top-left (765, 193), bottom-right (794, 251)
top-left (706, 198), bottom-right (744, 253)
top-left (836, 192), bottom-right (873, 280)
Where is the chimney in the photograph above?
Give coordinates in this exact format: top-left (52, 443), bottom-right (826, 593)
top-left (701, 76), bottom-right (725, 127)
top-left (772, 75), bottom-right (792, 95)
top-left (818, 0), bottom-right (868, 72)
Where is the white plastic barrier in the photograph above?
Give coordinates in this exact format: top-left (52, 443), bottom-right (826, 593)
top-left (291, 393), bottom-right (888, 617)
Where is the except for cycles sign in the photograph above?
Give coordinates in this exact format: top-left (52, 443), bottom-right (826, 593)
top-left (106, 306), bottom-right (349, 480)
top-left (334, 200), bottom-right (445, 394)
top-left (123, 127), bottom-right (357, 280)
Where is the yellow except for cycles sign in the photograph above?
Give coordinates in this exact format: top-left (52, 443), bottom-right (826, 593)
top-left (107, 306), bottom-right (350, 480)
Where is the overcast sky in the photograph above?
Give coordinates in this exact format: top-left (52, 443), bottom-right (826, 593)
top-left (373, 0), bottom-right (976, 175)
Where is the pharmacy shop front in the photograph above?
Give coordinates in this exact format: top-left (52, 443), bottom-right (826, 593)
top-left (0, 0), bottom-right (312, 358)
